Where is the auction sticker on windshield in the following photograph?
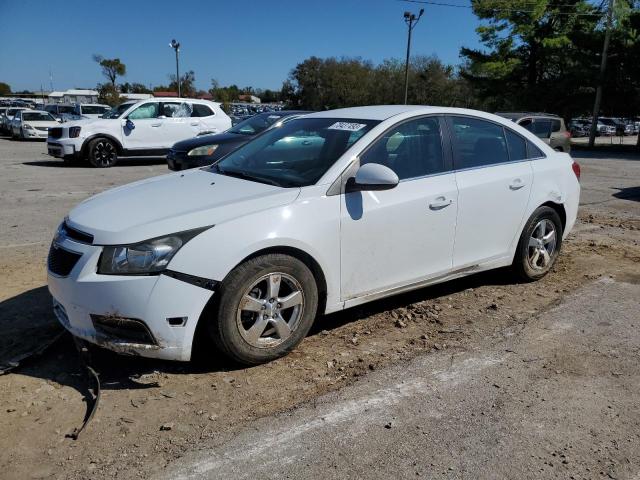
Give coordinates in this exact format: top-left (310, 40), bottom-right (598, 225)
top-left (327, 122), bottom-right (367, 131)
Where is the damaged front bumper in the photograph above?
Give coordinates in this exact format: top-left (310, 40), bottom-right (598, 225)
top-left (47, 236), bottom-right (215, 361)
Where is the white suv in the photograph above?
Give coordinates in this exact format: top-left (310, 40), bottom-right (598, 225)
top-left (47, 106), bottom-right (580, 364)
top-left (46, 98), bottom-right (231, 167)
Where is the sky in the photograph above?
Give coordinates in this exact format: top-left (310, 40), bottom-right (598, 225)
top-left (0, 0), bottom-right (483, 93)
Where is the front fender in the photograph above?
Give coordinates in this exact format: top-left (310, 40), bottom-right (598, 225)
top-left (168, 186), bottom-right (342, 312)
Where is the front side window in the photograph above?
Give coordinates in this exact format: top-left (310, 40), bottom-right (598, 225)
top-left (449, 116), bottom-right (509, 169)
top-left (81, 105), bottom-right (110, 115)
top-left (214, 118), bottom-right (379, 187)
top-left (360, 116), bottom-right (445, 180)
top-left (128, 102), bottom-right (160, 120)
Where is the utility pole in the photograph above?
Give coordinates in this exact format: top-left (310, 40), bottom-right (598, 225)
top-left (170, 39), bottom-right (181, 98)
top-left (588, 0), bottom-right (615, 147)
top-left (403, 8), bottom-right (424, 105)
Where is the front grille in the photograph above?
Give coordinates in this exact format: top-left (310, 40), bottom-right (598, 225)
top-left (49, 127), bottom-right (62, 138)
top-left (47, 244), bottom-right (82, 276)
top-left (64, 222), bottom-right (94, 244)
top-left (35, 126), bottom-right (49, 131)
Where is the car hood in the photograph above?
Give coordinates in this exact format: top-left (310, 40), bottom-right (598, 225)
top-left (25, 121), bottom-right (59, 127)
top-left (62, 117), bottom-right (113, 129)
top-left (67, 168), bottom-right (300, 245)
top-left (171, 131), bottom-right (250, 151)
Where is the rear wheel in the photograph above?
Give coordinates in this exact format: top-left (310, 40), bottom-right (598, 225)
top-left (88, 138), bottom-right (118, 168)
top-left (513, 206), bottom-right (563, 281)
top-left (209, 254), bottom-right (318, 365)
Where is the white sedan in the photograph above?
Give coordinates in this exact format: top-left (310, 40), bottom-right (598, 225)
top-left (12, 110), bottom-right (60, 140)
top-left (47, 106), bottom-right (580, 364)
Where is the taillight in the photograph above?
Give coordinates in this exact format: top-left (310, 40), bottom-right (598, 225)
top-left (564, 130), bottom-right (571, 138)
top-left (572, 161), bottom-right (581, 181)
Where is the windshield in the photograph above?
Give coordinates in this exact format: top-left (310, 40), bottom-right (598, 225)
top-left (103, 102), bottom-right (133, 119)
top-left (22, 112), bottom-right (55, 122)
top-left (229, 112), bottom-right (289, 136)
top-left (213, 117), bottom-right (379, 188)
top-left (81, 105), bottom-right (109, 115)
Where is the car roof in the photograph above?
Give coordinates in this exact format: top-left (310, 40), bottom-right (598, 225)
top-left (495, 112), bottom-right (561, 120)
top-left (306, 105), bottom-right (431, 121)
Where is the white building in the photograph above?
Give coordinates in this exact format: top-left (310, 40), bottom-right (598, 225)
top-left (48, 89), bottom-right (99, 104)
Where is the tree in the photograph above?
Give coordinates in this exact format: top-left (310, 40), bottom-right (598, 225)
top-left (168, 70), bottom-right (196, 97)
top-left (92, 55), bottom-right (126, 88)
top-left (120, 82), bottom-right (152, 94)
top-left (0, 82), bottom-right (11, 95)
top-left (458, 0), bottom-right (640, 119)
top-left (97, 83), bottom-right (124, 106)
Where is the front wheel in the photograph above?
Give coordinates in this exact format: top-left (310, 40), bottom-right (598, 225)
top-left (209, 254), bottom-right (318, 365)
top-left (88, 138), bottom-right (118, 168)
top-left (512, 206), bottom-right (563, 281)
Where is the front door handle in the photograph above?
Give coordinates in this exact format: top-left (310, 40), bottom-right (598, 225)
top-left (190, 122), bottom-right (199, 126)
top-left (151, 123), bottom-right (162, 127)
top-left (509, 179), bottom-right (526, 190)
top-left (429, 197), bottom-right (453, 210)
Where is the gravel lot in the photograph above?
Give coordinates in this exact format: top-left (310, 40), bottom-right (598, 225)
top-left (0, 136), bottom-right (638, 479)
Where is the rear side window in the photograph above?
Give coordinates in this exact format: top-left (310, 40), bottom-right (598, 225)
top-left (360, 116), bottom-right (445, 180)
top-left (551, 119), bottom-right (562, 132)
top-left (191, 104), bottom-right (214, 117)
top-left (527, 141), bottom-right (545, 159)
top-left (449, 116), bottom-right (509, 169)
top-left (504, 128), bottom-right (527, 161)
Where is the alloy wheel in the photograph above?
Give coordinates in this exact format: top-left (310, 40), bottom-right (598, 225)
top-left (236, 272), bottom-right (305, 348)
top-left (94, 141), bottom-right (117, 167)
top-left (527, 219), bottom-right (557, 270)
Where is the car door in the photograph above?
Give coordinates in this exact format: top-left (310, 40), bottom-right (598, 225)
top-left (340, 116), bottom-right (458, 301)
top-left (121, 101), bottom-right (162, 150)
top-left (447, 115), bottom-right (534, 268)
top-left (160, 102), bottom-right (196, 147)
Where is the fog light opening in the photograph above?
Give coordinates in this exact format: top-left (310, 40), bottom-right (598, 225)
top-left (167, 316), bottom-right (187, 327)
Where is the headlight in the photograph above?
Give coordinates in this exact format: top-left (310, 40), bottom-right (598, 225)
top-left (97, 227), bottom-right (210, 275)
top-left (187, 144), bottom-right (219, 156)
top-left (23, 123), bottom-right (34, 130)
top-left (69, 126), bottom-right (81, 138)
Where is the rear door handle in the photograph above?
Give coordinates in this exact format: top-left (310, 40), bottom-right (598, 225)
top-left (151, 123), bottom-right (162, 127)
top-left (190, 122), bottom-right (199, 126)
top-left (429, 197), bottom-right (453, 210)
top-left (509, 179), bottom-right (526, 190)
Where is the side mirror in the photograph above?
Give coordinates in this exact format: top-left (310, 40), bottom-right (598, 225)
top-left (125, 119), bottom-right (135, 130)
top-left (346, 163), bottom-right (399, 193)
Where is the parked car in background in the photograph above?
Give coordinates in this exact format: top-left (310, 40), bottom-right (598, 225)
top-left (1, 107), bottom-right (30, 134)
top-left (496, 112), bottom-right (571, 152)
top-left (10, 110), bottom-right (59, 140)
top-left (569, 119), bottom-right (590, 137)
top-left (44, 104), bottom-right (78, 122)
top-left (599, 117), bottom-right (633, 136)
top-left (73, 103), bottom-right (111, 119)
top-left (46, 98), bottom-right (232, 167)
top-left (167, 110), bottom-right (312, 171)
top-left (48, 105), bottom-right (580, 364)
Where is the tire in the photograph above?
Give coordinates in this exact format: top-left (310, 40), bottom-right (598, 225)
top-left (512, 206), bottom-right (563, 281)
top-left (209, 254), bottom-right (318, 365)
top-left (88, 137), bottom-right (118, 168)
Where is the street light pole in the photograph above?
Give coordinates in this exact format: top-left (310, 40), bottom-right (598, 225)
top-left (170, 39), bottom-right (181, 98)
top-left (588, 0), bottom-right (614, 147)
top-left (403, 8), bottom-right (424, 105)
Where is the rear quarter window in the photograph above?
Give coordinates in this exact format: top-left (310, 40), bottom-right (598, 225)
top-left (191, 104), bottom-right (214, 117)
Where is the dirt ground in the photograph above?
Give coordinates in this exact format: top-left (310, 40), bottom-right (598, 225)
top-left (0, 138), bottom-right (638, 479)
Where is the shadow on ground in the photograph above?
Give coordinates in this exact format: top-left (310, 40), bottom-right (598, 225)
top-left (2, 267), bottom-right (518, 400)
top-left (572, 148), bottom-right (640, 161)
top-left (612, 186), bottom-right (640, 202)
top-left (23, 157), bottom-right (167, 168)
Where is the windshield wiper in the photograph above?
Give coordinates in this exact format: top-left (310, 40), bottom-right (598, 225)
top-left (216, 167), bottom-right (285, 187)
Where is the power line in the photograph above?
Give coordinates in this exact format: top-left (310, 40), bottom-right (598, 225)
top-left (398, 0), bottom-right (607, 16)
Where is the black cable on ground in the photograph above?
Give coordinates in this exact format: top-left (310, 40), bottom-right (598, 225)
top-left (67, 337), bottom-right (101, 440)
